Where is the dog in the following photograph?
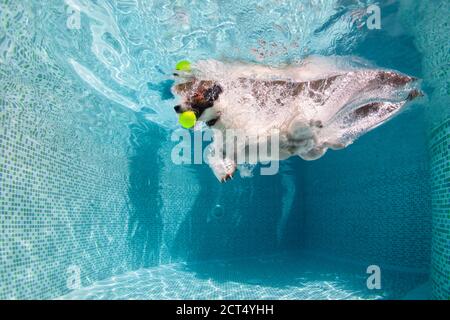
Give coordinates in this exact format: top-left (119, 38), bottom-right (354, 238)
top-left (172, 58), bottom-right (422, 182)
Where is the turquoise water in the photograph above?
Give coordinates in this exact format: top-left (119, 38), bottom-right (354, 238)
top-left (58, 253), bottom-right (429, 300)
top-left (0, 1), bottom-right (449, 299)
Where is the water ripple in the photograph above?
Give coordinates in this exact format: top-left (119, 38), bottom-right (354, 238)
top-left (57, 253), bottom-right (423, 300)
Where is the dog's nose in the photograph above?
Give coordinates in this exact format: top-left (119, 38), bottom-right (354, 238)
top-left (174, 105), bottom-right (182, 113)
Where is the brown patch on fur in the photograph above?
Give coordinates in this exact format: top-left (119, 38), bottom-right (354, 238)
top-left (370, 71), bottom-right (415, 87)
top-left (353, 102), bottom-right (381, 118)
top-left (309, 75), bottom-right (339, 91)
top-left (174, 81), bottom-right (194, 94)
top-left (174, 80), bottom-right (214, 97)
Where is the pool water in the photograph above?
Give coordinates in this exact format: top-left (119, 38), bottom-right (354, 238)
top-left (0, 0), bottom-right (449, 300)
top-left (58, 252), bottom-right (428, 300)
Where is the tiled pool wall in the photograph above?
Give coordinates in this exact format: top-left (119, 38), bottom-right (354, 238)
top-left (0, 2), bottom-right (136, 299)
top-left (0, 113), bottom-right (131, 299)
top-left (300, 109), bottom-right (432, 273)
top-left (429, 120), bottom-right (450, 299)
top-left (401, 0), bottom-right (450, 299)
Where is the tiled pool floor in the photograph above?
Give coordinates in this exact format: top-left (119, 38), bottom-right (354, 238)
top-left (57, 253), bottom-right (428, 300)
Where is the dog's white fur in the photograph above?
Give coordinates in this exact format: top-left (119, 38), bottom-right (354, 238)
top-left (173, 57), bottom-right (420, 182)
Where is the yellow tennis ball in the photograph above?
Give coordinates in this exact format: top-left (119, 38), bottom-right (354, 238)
top-left (179, 111), bottom-right (196, 129)
top-left (175, 60), bottom-right (191, 71)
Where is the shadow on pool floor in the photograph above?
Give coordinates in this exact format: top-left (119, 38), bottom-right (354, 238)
top-left (57, 252), bottom-right (428, 300)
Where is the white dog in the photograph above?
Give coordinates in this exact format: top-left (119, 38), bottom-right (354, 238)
top-left (172, 57), bottom-right (421, 182)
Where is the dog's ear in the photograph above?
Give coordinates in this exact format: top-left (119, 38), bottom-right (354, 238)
top-left (173, 80), bottom-right (195, 95)
top-left (204, 84), bottom-right (223, 102)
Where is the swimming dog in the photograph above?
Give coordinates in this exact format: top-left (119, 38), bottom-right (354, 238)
top-left (172, 58), bottom-right (422, 182)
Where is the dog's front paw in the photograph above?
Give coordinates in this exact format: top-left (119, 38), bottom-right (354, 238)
top-left (219, 160), bottom-right (236, 182)
top-left (209, 157), bottom-right (236, 183)
top-left (220, 169), bottom-right (235, 183)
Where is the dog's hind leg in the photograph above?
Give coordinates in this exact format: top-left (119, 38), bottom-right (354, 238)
top-left (287, 117), bottom-right (314, 142)
top-left (286, 117), bottom-right (316, 154)
top-left (298, 146), bottom-right (327, 160)
top-left (287, 117), bottom-right (332, 160)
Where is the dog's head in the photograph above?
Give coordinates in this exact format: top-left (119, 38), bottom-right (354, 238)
top-left (172, 79), bottom-right (223, 126)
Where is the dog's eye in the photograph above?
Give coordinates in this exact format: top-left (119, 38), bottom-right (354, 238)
top-left (204, 85), bottom-right (223, 102)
